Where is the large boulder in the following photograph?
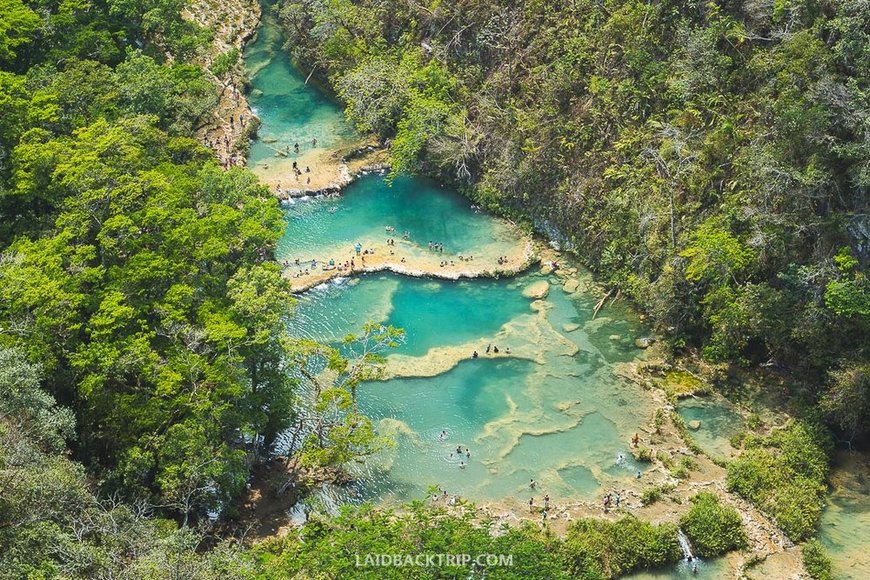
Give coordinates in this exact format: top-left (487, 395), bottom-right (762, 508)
top-left (523, 280), bottom-right (550, 299)
top-left (688, 420), bottom-right (702, 431)
top-left (562, 278), bottom-right (580, 293)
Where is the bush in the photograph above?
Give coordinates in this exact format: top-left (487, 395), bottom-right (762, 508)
top-left (634, 446), bottom-right (653, 462)
top-left (642, 487), bottom-right (663, 505)
top-left (680, 492), bottom-right (748, 557)
top-left (802, 539), bottom-right (833, 580)
top-left (562, 516), bottom-right (681, 578)
top-left (726, 421), bottom-right (832, 541)
top-left (641, 484), bottom-right (675, 506)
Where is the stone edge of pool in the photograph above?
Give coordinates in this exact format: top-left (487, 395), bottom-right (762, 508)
top-left (286, 238), bottom-right (539, 293)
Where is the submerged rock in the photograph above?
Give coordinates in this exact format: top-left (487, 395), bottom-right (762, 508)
top-left (562, 323), bottom-right (580, 333)
top-left (634, 337), bottom-right (655, 349)
top-left (523, 280), bottom-right (550, 299)
top-left (562, 278), bottom-right (580, 293)
top-left (688, 420), bottom-right (702, 430)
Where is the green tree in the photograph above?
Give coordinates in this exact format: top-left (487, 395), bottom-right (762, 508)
top-left (0, 0), bottom-right (40, 66)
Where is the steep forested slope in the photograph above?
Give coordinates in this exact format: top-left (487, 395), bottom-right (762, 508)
top-left (0, 0), bottom-right (296, 536)
top-left (276, 0), bottom-right (869, 440)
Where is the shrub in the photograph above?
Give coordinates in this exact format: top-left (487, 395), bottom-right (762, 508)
top-left (634, 446), bottom-right (653, 462)
top-left (680, 492), bottom-right (748, 557)
top-left (726, 421), bottom-right (832, 541)
top-left (562, 516), bottom-right (681, 578)
top-left (642, 486), bottom-right (663, 505)
top-left (802, 539), bottom-right (833, 580)
top-left (642, 484), bottom-right (675, 506)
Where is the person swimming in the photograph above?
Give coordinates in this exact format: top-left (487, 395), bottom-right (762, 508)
top-left (459, 461), bottom-right (466, 469)
top-left (529, 479), bottom-right (537, 489)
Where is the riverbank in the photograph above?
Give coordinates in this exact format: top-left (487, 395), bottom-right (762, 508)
top-left (184, 0), bottom-right (261, 165)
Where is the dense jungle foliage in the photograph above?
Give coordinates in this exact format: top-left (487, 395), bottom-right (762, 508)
top-left (276, 0), bottom-right (870, 443)
top-left (251, 503), bottom-right (682, 579)
top-left (0, 0), bottom-right (390, 575)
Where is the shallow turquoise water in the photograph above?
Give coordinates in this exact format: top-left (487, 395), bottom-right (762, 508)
top-left (244, 4), bottom-right (357, 173)
top-left (290, 273), bottom-right (532, 358)
top-left (677, 399), bottom-right (743, 461)
top-left (818, 452), bottom-right (870, 579)
top-left (276, 174), bottom-right (522, 273)
top-left (288, 266), bottom-right (653, 504)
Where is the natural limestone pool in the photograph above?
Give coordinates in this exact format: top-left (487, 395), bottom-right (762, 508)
top-left (244, 2), bottom-right (358, 191)
top-left (240, 5), bottom-right (870, 578)
top-left (288, 267), bottom-right (655, 505)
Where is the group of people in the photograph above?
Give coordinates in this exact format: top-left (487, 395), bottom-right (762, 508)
top-left (602, 491), bottom-right (622, 511)
top-left (496, 255), bottom-right (511, 265)
top-left (432, 486), bottom-right (460, 506)
top-left (428, 241), bottom-right (445, 253)
top-left (473, 344), bottom-right (511, 358)
top-left (229, 113), bottom-right (246, 128)
top-left (528, 482), bottom-right (551, 521)
top-left (290, 160), bottom-right (312, 184)
top-left (283, 254), bottom-right (361, 277)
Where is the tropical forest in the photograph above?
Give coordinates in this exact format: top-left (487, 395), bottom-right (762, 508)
top-left (0, 0), bottom-right (867, 578)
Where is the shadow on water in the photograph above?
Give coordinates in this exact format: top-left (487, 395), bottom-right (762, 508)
top-left (819, 451), bottom-right (870, 579)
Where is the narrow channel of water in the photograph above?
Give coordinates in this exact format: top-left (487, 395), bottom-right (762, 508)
top-left (244, 1), bottom-right (358, 186)
top-left (818, 451), bottom-right (870, 579)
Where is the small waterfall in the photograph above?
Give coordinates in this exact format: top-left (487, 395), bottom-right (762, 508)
top-left (677, 529), bottom-right (694, 561)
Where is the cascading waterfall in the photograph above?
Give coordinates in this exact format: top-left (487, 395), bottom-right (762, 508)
top-left (677, 529), bottom-right (694, 561)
